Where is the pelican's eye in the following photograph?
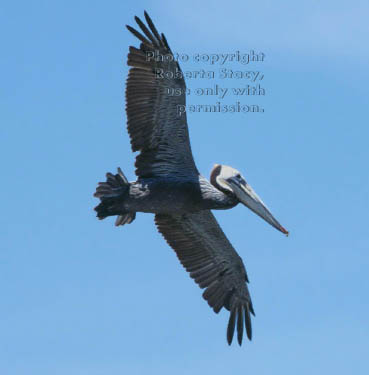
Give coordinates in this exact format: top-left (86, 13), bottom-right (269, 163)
top-left (235, 174), bottom-right (246, 185)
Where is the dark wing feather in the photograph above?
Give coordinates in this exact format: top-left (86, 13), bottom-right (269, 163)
top-left (155, 210), bottom-right (255, 345)
top-left (126, 12), bottom-right (198, 178)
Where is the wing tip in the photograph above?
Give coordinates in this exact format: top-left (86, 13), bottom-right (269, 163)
top-left (227, 309), bottom-right (236, 345)
top-left (227, 303), bottom-right (253, 345)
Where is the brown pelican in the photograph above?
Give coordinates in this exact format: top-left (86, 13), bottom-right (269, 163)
top-left (94, 12), bottom-right (288, 346)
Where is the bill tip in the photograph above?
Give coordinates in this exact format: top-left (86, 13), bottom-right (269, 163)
top-left (280, 226), bottom-right (289, 236)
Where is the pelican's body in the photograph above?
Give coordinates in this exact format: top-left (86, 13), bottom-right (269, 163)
top-left (109, 176), bottom-right (238, 215)
top-left (94, 12), bottom-right (288, 346)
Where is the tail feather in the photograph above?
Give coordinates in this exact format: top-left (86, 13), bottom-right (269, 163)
top-left (115, 212), bottom-right (136, 226)
top-left (94, 168), bottom-right (136, 226)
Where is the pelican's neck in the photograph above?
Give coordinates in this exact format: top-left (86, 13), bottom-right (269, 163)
top-left (200, 176), bottom-right (238, 210)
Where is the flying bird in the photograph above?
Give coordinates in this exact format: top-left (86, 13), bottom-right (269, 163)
top-left (94, 11), bottom-right (288, 346)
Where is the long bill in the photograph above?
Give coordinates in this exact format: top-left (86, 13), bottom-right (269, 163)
top-left (228, 178), bottom-right (289, 236)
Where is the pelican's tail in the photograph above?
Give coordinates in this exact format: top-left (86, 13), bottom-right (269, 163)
top-left (94, 168), bottom-right (136, 226)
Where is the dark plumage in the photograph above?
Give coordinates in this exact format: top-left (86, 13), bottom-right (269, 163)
top-left (155, 211), bottom-right (254, 343)
top-left (94, 11), bottom-right (288, 346)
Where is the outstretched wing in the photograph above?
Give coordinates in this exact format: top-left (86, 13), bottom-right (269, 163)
top-left (155, 210), bottom-right (255, 345)
top-left (126, 12), bottom-right (198, 178)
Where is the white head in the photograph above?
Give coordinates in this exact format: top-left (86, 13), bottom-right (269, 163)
top-left (210, 164), bottom-right (288, 235)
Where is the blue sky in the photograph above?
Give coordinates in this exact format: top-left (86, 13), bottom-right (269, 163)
top-left (1, 1), bottom-right (369, 374)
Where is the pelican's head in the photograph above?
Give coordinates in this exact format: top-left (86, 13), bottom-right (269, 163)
top-left (210, 164), bottom-right (289, 235)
